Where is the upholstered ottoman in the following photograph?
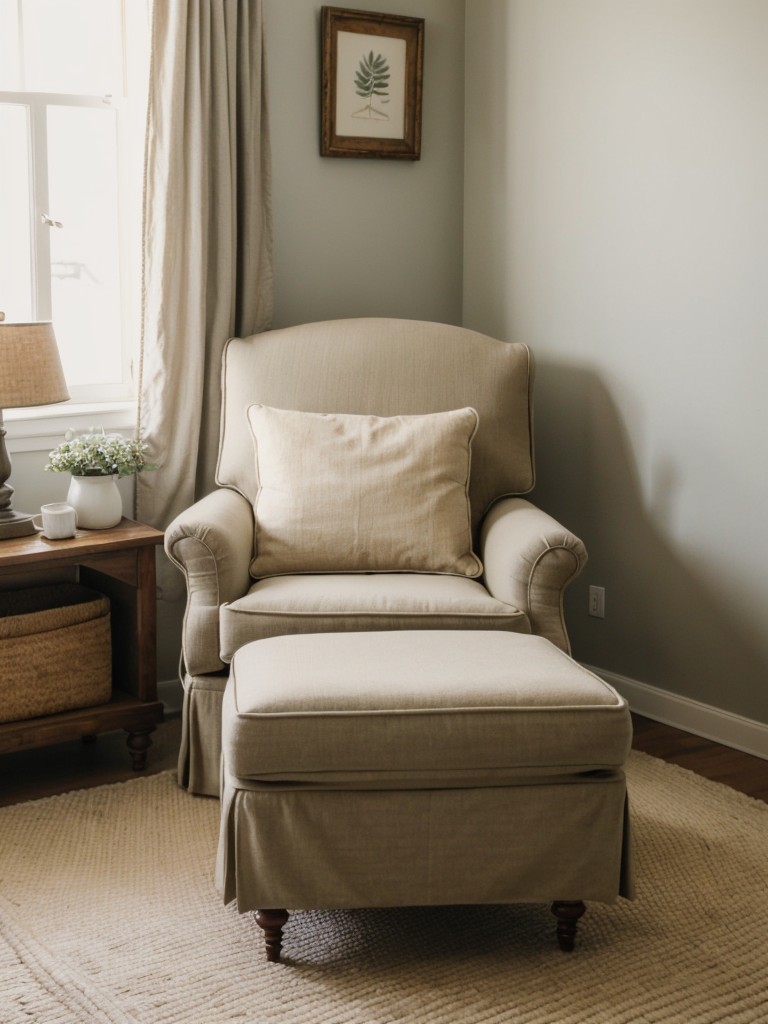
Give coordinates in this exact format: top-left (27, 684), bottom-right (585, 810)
top-left (216, 630), bottom-right (633, 962)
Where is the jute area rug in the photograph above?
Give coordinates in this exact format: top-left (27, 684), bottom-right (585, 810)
top-left (2, 750), bottom-right (767, 1024)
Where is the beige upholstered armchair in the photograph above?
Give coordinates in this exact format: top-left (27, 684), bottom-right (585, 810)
top-left (165, 318), bottom-right (587, 796)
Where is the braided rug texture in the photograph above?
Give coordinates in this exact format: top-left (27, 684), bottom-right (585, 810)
top-left (1, 750), bottom-right (767, 1024)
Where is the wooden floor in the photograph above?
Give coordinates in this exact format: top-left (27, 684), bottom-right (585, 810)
top-left (0, 713), bottom-right (182, 808)
top-left (1, 712), bottom-right (767, 807)
top-left (631, 714), bottom-right (768, 803)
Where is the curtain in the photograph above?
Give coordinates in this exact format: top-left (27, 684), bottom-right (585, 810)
top-left (136, 0), bottom-right (272, 548)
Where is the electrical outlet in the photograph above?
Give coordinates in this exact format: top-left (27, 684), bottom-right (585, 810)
top-left (588, 586), bottom-right (605, 618)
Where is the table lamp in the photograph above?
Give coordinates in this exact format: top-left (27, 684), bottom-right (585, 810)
top-left (0, 319), bottom-right (70, 539)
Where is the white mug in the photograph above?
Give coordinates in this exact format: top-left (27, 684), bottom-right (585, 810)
top-left (33, 502), bottom-right (78, 540)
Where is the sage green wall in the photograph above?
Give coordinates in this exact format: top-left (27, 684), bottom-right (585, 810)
top-left (464, 0), bottom-right (768, 723)
top-left (20, 2), bottom-right (766, 734)
top-left (265, 0), bottom-right (465, 328)
top-left (8, 2), bottom-right (467, 689)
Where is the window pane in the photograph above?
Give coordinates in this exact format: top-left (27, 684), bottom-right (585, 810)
top-left (22, 0), bottom-right (122, 96)
top-left (0, 104), bottom-right (34, 321)
top-left (47, 105), bottom-right (123, 386)
top-left (0, 0), bottom-right (22, 90)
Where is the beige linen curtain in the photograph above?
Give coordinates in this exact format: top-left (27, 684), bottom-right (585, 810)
top-left (137, 0), bottom-right (272, 545)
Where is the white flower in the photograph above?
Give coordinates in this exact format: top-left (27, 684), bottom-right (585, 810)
top-left (46, 428), bottom-right (155, 478)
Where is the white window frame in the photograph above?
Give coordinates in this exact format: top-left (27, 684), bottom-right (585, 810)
top-left (4, 401), bottom-right (138, 456)
top-left (1, 0), bottom-right (149, 446)
top-left (0, 88), bottom-right (135, 406)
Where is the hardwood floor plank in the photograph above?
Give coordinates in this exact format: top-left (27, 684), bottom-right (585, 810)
top-left (0, 714), bottom-right (181, 807)
top-left (631, 714), bottom-right (768, 803)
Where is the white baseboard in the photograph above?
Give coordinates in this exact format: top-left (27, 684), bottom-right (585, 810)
top-left (157, 677), bottom-right (184, 715)
top-left (588, 665), bottom-right (768, 762)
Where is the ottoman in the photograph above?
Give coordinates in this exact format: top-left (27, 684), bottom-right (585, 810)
top-left (216, 630), bottom-right (633, 962)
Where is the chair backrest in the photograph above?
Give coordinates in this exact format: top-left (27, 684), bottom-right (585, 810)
top-left (216, 318), bottom-right (534, 531)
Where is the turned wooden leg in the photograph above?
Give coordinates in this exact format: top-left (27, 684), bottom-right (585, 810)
top-left (125, 728), bottom-right (154, 771)
top-left (255, 909), bottom-right (289, 963)
top-left (551, 901), bottom-right (586, 952)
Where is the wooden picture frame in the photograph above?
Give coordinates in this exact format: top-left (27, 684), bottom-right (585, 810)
top-left (321, 7), bottom-right (424, 160)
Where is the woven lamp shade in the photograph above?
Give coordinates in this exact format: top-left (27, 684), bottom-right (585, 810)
top-left (0, 321), bottom-right (70, 409)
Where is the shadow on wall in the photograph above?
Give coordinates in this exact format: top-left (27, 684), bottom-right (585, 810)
top-left (529, 358), bottom-right (768, 724)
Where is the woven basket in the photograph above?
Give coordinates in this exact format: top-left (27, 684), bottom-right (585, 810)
top-left (0, 583), bottom-right (111, 724)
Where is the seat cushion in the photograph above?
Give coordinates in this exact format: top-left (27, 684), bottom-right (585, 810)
top-left (219, 573), bottom-right (529, 662)
top-left (247, 404), bottom-right (482, 578)
top-left (222, 631), bottom-right (632, 788)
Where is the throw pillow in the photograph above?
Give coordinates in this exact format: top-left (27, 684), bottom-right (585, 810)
top-left (247, 405), bottom-right (482, 578)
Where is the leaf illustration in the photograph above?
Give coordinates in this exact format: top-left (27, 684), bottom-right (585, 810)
top-left (354, 51), bottom-right (390, 100)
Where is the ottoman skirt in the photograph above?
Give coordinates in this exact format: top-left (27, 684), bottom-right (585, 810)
top-left (216, 631), bottom-right (633, 917)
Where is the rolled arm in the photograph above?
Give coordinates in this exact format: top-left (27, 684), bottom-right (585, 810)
top-left (164, 488), bottom-right (255, 675)
top-left (479, 497), bottom-right (588, 654)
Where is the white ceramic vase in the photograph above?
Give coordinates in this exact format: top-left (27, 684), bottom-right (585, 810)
top-left (66, 474), bottom-right (123, 530)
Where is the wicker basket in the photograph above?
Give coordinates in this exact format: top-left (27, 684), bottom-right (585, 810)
top-left (0, 583), bottom-right (112, 724)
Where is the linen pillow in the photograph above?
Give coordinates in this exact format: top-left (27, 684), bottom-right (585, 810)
top-left (247, 405), bottom-right (482, 578)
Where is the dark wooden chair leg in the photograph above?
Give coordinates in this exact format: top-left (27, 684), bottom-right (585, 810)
top-left (551, 900), bottom-right (586, 951)
top-left (255, 909), bottom-right (289, 963)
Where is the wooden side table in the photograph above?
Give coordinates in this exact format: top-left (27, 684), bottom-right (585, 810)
top-left (0, 518), bottom-right (164, 770)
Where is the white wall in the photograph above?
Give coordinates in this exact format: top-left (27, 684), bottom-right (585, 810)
top-left (464, 0), bottom-right (768, 724)
top-left (265, 0), bottom-right (465, 328)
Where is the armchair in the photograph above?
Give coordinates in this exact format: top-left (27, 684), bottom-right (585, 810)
top-left (165, 318), bottom-right (587, 796)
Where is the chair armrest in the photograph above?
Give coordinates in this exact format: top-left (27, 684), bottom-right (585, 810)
top-left (164, 488), bottom-right (254, 676)
top-left (479, 497), bottom-right (588, 654)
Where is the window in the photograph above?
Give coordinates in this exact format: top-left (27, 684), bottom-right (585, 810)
top-left (0, 0), bottom-right (149, 405)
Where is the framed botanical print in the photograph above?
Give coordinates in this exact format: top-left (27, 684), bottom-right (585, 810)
top-left (321, 7), bottom-right (425, 160)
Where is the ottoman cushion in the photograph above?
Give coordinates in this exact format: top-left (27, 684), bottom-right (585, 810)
top-left (223, 631), bottom-right (631, 788)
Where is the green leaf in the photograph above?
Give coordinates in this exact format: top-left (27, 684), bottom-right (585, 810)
top-left (353, 51), bottom-right (390, 100)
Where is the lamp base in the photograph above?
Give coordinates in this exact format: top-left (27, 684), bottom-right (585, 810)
top-left (0, 510), bottom-right (38, 540)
